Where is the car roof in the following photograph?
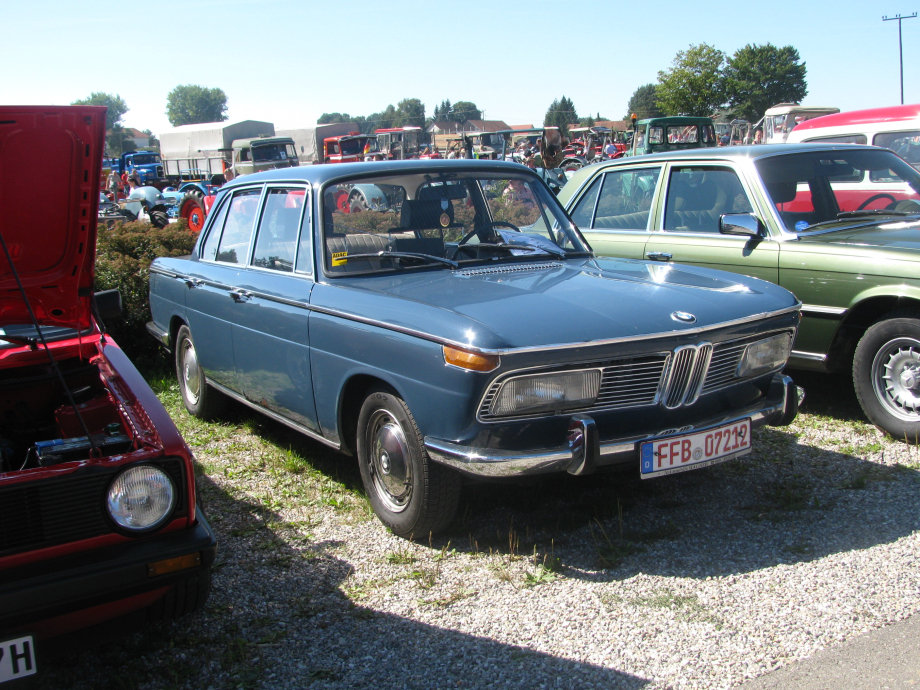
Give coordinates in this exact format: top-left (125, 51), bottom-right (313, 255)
top-left (220, 159), bottom-right (540, 190)
top-left (594, 142), bottom-right (884, 166)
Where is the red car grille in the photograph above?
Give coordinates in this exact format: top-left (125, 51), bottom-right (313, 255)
top-left (0, 459), bottom-right (184, 558)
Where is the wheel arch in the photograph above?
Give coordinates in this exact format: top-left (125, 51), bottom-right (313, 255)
top-left (336, 373), bottom-right (401, 457)
top-left (827, 292), bottom-right (920, 370)
top-left (168, 314), bottom-right (189, 352)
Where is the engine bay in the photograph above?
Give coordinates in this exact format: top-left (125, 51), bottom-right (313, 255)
top-left (0, 358), bottom-right (133, 474)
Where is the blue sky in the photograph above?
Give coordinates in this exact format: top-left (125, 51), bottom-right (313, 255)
top-left (3, 0), bottom-right (917, 134)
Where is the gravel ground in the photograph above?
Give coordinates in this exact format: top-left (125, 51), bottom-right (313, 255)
top-left (40, 370), bottom-right (920, 690)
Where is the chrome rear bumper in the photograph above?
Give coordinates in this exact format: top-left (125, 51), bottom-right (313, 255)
top-left (424, 374), bottom-right (801, 478)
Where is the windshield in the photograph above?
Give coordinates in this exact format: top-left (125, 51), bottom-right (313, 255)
top-left (756, 149), bottom-right (920, 231)
top-left (131, 153), bottom-right (160, 165)
top-left (322, 171), bottom-right (589, 275)
top-left (252, 145), bottom-right (289, 162)
top-left (340, 138), bottom-right (378, 155)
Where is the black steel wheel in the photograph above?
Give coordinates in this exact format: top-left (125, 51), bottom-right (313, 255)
top-left (356, 386), bottom-right (460, 538)
top-left (853, 311), bottom-right (920, 442)
top-left (175, 325), bottom-right (225, 420)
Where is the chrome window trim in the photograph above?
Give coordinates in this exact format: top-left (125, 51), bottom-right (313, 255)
top-left (198, 184), bottom-right (266, 267)
top-left (658, 162), bottom-right (761, 234)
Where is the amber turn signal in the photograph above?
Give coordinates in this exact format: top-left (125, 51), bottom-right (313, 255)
top-left (443, 345), bottom-right (500, 372)
top-left (147, 552), bottom-right (202, 577)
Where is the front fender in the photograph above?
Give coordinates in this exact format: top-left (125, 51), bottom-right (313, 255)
top-left (847, 283), bottom-right (920, 310)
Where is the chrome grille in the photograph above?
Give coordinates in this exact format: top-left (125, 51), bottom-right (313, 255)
top-left (702, 330), bottom-right (794, 394)
top-left (478, 355), bottom-right (668, 421)
top-left (662, 343), bottom-right (713, 409)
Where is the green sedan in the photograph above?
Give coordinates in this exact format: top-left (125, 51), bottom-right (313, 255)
top-left (558, 144), bottom-right (920, 441)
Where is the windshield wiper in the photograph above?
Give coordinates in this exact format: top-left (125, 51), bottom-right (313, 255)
top-left (344, 251), bottom-right (459, 268)
top-left (477, 242), bottom-right (568, 258)
top-left (798, 209), bottom-right (920, 231)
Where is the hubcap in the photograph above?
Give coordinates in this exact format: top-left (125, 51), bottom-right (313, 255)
top-left (366, 410), bottom-right (411, 512)
top-left (181, 338), bottom-right (201, 404)
top-left (872, 337), bottom-right (920, 421)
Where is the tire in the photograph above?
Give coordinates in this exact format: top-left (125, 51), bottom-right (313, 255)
top-left (349, 194), bottom-right (368, 213)
top-left (175, 325), bottom-right (225, 420)
top-left (356, 386), bottom-right (460, 538)
top-left (853, 311), bottom-right (920, 442)
top-left (116, 208), bottom-right (137, 223)
top-left (149, 209), bottom-right (169, 229)
top-left (179, 193), bottom-right (206, 232)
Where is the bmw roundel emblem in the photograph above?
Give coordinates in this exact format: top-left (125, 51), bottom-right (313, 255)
top-left (671, 311), bottom-right (697, 324)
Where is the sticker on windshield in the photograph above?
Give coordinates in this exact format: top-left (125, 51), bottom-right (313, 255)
top-left (332, 251), bottom-right (347, 266)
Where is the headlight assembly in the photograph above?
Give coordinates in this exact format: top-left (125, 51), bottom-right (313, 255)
top-left (107, 465), bottom-right (177, 532)
top-left (737, 333), bottom-right (793, 378)
top-left (489, 369), bottom-right (601, 417)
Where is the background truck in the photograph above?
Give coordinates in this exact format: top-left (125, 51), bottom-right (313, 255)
top-left (159, 120), bottom-right (298, 185)
top-left (117, 150), bottom-right (167, 188)
top-left (276, 124), bottom-right (385, 164)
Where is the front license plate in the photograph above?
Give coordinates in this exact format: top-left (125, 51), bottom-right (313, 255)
top-left (0, 635), bottom-right (36, 684)
top-left (640, 419), bottom-right (751, 478)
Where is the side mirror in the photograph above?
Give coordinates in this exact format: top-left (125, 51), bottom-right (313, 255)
top-left (94, 289), bottom-right (123, 321)
top-left (720, 213), bottom-right (764, 238)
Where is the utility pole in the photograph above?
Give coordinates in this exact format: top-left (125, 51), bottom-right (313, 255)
top-left (883, 12), bottom-right (917, 104)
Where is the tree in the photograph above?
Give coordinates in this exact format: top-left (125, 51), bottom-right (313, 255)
top-left (142, 129), bottom-right (159, 149)
top-left (396, 98), bottom-right (425, 128)
top-left (450, 101), bottom-right (481, 122)
top-left (433, 99), bottom-right (452, 121)
top-left (656, 44), bottom-right (727, 117)
top-left (71, 92), bottom-right (130, 154)
top-left (166, 85), bottom-right (228, 126)
top-left (544, 96), bottom-right (577, 134)
top-left (625, 84), bottom-right (663, 120)
top-left (724, 44), bottom-right (808, 122)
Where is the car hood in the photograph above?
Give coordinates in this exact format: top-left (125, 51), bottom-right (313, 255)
top-left (799, 220), bottom-right (920, 253)
top-left (0, 106), bottom-right (106, 330)
top-left (318, 257), bottom-right (799, 351)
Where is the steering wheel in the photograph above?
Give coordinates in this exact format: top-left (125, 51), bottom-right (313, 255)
top-left (856, 193), bottom-right (897, 210)
top-left (451, 221), bottom-right (523, 260)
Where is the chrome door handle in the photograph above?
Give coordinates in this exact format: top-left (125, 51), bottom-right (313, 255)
top-left (645, 252), bottom-right (672, 261)
top-left (183, 278), bottom-right (203, 288)
top-left (229, 289), bottom-right (251, 302)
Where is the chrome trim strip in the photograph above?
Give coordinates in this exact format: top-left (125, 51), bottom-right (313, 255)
top-left (801, 304), bottom-right (847, 316)
top-left (208, 381), bottom-right (340, 451)
top-left (145, 321), bottom-right (170, 348)
top-left (790, 350), bottom-right (827, 362)
top-left (154, 265), bottom-right (802, 356)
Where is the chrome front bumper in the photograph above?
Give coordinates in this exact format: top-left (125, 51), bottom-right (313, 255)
top-left (424, 374), bottom-right (802, 478)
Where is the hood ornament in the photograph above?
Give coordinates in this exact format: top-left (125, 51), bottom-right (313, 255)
top-left (671, 311), bottom-right (697, 324)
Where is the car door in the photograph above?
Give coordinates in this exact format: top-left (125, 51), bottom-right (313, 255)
top-left (182, 187), bottom-right (262, 391)
top-left (567, 165), bottom-right (664, 259)
top-left (642, 163), bottom-right (780, 283)
top-left (228, 185), bottom-right (320, 432)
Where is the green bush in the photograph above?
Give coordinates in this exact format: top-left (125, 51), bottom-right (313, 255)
top-left (95, 220), bottom-right (197, 363)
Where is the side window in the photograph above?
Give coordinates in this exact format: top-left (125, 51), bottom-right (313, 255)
top-left (215, 188), bottom-right (261, 264)
top-left (251, 188), bottom-right (305, 272)
top-left (664, 167), bottom-right (753, 233)
top-left (809, 134), bottom-right (867, 145)
top-left (199, 196), bottom-right (231, 261)
top-left (592, 167), bottom-right (661, 231)
top-left (569, 175), bottom-right (602, 228)
top-left (872, 131), bottom-right (920, 175)
top-left (295, 190), bottom-right (314, 274)
top-left (648, 127), bottom-right (663, 145)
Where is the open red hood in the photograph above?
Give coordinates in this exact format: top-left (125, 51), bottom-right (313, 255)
top-left (0, 106), bottom-right (106, 330)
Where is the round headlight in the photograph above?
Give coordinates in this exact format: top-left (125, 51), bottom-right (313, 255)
top-left (107, 465), bottom-right (177, 532)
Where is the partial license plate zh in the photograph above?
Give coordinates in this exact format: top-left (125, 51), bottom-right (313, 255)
top-left (0, 635), bottom-right (36, 684)
top-left (640, 419), bottom-right (751, 478)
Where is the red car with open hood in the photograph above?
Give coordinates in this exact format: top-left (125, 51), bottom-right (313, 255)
top-left (0, 106), bottom-right (216, 685)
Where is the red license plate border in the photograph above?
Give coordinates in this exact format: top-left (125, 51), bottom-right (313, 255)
top-left (639, 418), bottom-right (752, 479)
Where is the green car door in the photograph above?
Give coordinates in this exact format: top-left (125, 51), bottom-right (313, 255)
top-left (642, 163), bottom-right (780, 284)
top-left (567, 165), bottom-right (664, 260)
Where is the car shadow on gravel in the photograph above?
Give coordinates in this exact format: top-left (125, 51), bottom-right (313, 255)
top-left (448, 369), bottom-right (920, 581)
top-left (38, 471), bottom-right (652, 690)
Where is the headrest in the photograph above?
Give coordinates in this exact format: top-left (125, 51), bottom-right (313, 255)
top-left (766, 181), bottom-right (797, 204)
top-left (400, 199), bottom-right (452, 230)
